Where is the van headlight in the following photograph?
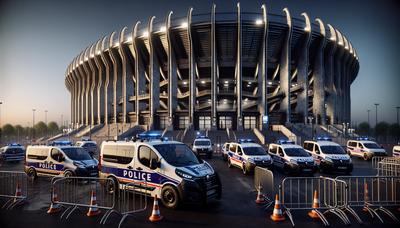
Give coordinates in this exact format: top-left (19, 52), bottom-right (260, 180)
top-left (324, 158), bottom-right (333, 163)
top-left (247, 158), bottom-right (255, 164)
top-left (175, 169), bottom-right (193, 180)
top-left (73, 161), bottom-right (85, 168)
top-left (289, 159), bottom-right (298, 165)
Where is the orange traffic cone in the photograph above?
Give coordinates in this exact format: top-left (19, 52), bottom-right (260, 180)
top-left (255, 185), bottom-right (266, 204)
top-left (86, 190), bottom-right (101, 217)
top-left (308, 190), bottom-right (320, 219)
top-left (47, 187), bottom-right (62, 214)
top-left (149, 195), bottom-right (163, 222)
top-left (270, 194), bottom-right (285, 222)
top-left (363, 182), bottom-right (369, 212)
top-left (13, 183), bottom-right (22, 203)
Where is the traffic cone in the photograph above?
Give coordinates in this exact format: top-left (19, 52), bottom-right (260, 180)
top-left (308, 190), bottom-right (320, 219)
top-left (255, 186), bottom-right (266, 204)
top-left (13, 183), bottom-right (22, 203)
top-left (363, 182), bottom-right (369, 212)
top-left (149, 195), bottom-right (163, 222)
top-left (270, 194), bottom-right (285, 222)
top-left (86, 190), bottom-right (101, 217)
top-left (47, 187), bottom-right (61, 214)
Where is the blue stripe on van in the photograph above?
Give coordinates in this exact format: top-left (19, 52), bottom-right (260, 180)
top-left (26, 162), bottom-right (64, 171)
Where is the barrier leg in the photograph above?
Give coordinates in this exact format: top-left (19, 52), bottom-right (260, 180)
top-left (285, 209), bottom-right (295, 227)
top-left (365, 206), bottom-right (384, 223)
top-left (378, 207), bottom-right (399, 223)
top-left (314, 210), bottom-right (329, 226)
top-left (343, 206), bottom-right (363, 224)
top-left (325, 208), bottom-right (350, 225)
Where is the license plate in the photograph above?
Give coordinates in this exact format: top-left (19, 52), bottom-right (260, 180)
top-left (207, 189), bottom-right (216, 196)
top-left (303, 169), bottom-right (311, 172)
top-left (338, 167), bottom-right (347, 170)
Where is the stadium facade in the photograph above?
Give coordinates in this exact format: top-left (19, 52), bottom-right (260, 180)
top-left (65, 3), bottom-right (359, 131)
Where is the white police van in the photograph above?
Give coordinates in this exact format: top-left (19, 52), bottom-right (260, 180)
top-left (0, 143), bottom-right (25, 162)
top-left (393, 145), bottom-right (400, 157)
top-left (268, 140), bottom-right (316, 175)
top-left (76, 139), bottom-right (98, 157)
top-left (223, 139), bottom-right (272, 175)
top-left (347, 137), bottom-right (387, 160)
top-left (192, 135), bottom-right (213, 158)
top-left (25, 141), bottom-right (98, 180)
top-left (98, 132), bottom-right (222, 209)
top-left (303, 137), bottom-right (353, 173)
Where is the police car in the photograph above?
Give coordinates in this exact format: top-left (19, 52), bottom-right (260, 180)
top-left (393, 145), bottom-right (400, 157)
top-left (98, 132), bottom-right (222, 209)
top-left (347, 137), bottom-right (387, 160)
top-left (25, 143), bottom-right (98, 180)
top-left (223, 139), bottom-right (272, 175)
top-left (0, 143), bottom-right (25, 162)
top-left (303, 137), bottom-right (353, 173)
top-left (192, 135), bottom-right (213, 158)
top-left (268, 140), bottom-right (316, 175)
top-left (76, 139), bottom-right (98, 157)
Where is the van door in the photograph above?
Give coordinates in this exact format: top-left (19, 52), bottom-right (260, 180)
top-left (312, 144), bottom-right (322, 165)
top-left (136, 145), bottom-right (160, 192)
top-left (49, 148), bottom-right (65, 174)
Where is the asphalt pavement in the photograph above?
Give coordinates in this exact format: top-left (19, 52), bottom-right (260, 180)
top-left (0, 155), bottom-right (399, 228)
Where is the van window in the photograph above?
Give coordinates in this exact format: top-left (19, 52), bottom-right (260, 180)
top-left (304, 142), bottom-right (313, 151)
top-left (229, 144), bottom-right (237, 153)
top-left (27, 148), bottom-right (48, 160)
top-left (51, 148), bottom-right (64, 162)
top-left (314, 145), bottom-right (320, 154)
top-left (278, 147), bottom-right (285, 157)
top-left (358, 143), bottom-right (364, 149)
top-left (349, 141), bottom-right (357, 147)
top-left (269, 145), bottom-right (277, 154)
top-left (138, 146), bottom-right (159, 168)
top-left (237, 146), bottom-right (243, 155)
top-left (102, 145), bottom-right (134, 165)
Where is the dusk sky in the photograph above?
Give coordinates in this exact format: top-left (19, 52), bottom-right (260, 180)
top-left (0, 0), bottom-right (399, 127)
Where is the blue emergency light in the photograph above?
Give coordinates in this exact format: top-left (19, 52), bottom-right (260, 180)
top-left (238, 139), bottom-right (255, 143)
top-left (276, 140), bottom-right (295, 145)
top-left (136, 131), bottom-right (163, 141)
top-left (357, 136), bottom-right (369, 141)
top-left (8, 143), bottom-right (22, 147)
top-left (316, 136), bottom-right (332, 141)
top-left (196, 135), bottom-right (208, 139)
top-left (50, 141), bottom-right (72, 146)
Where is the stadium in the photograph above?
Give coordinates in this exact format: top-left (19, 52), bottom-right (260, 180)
top-left (65, 3), bottom-right (359, 132)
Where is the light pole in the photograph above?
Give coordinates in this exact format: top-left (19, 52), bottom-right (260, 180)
top-left (396, 106), bottom-right (400, 126)
top-left (367, 109), bottom-right (371, 136)
top-left (32, 109), bottom-right (36, 141)
top-left (374, 103), bottom-right (379, 127)
top-left (45, 110), bottom-right (48, 137)
top-left (61, 114), bottom-right (63, 132)
top-left (0, 101), bottom-right (3, 145)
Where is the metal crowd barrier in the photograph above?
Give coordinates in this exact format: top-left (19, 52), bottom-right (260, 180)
top-left (372, 156), bottom-right (388, 169)
top-left (51, 176), bottom-right (116, 222)
top-left (336, 176), bottom-right (400, 223)
top-left (253, 167), bottom-right (274, 209)
top-left (372, 156), bottom-right (400, 176)
top-left (280, 176), bottom-right (350, 227)
top-left (0, 171), bottom-right (28, 209)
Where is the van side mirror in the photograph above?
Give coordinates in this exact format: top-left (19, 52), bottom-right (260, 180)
top-left (238, 152), bottom-right (242, 156)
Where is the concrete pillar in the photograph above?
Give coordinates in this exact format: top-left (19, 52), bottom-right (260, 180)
top-left (118, 27), bottom-right (129, 123)
top-left (333, 29), bottom-right (344, 124)
top-left (88, 44), bottom-right (98, 126)
top-left (210, 4), bottom-right (217, 130)
top-left (280, 8), bottom-right (292, 124)
top-left (77, 53), bottom-right (86, 125)
top-left (73, 58), bottom-right (80, 126)
top-left (94, 39), bottom-right (104, 124)
top-left (148, 16), bottom-right (160, 130)
top-left (100, 35), bottom-right (113, 125)
top-left (133, 22), bottom-right (147, 126)
top-left (295, 13), bottom-right (311, 124)
top-left (82, 49), bottom-right (92, 126)
top-left (312, 19), bottom-right (326, 125)
top-left (325, 24), bottom-right (337, 125)
top-left (187, 8), bottom-right (196, 126)
top-left (166, 12), bottom-right (178, 130)
top-left (258, 4), bottom-right (268, 131)
top-left (236, 3), bottom-right (243, 130)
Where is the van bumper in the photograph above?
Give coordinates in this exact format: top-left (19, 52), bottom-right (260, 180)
top-left (75, 167), bottom-right (99, 177)
top-left (177, 173), bottom-right (222, 204)
top-left (320, 160), bottom-right (353, 173)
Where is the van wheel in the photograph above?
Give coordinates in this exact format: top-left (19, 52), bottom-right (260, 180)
top-left (227, 158), bottom-right (232, 168)
top-left (363, 153), bottom-right (369, 161)
top-left (64, 170), bottom-right (74, 178)
top-left (242, 164), bottom-right (248, 175)
top-left (27, 168), bottom-right (37, 181)
top-left (347, 151), bottom-right (352, 157)
top-left (161, 185), bottom-right (179, 209)
top-left (106, 177), bottom-right (119, 195)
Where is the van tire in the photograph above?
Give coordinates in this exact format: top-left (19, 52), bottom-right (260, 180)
top-left (227, 158), bottom-right (232, 168)
top-left (363, 153), bottom-right (369, 161)
top-left (106, 177), bottom-right (119, 195)
top-left (161, 185), bottom-right (179, 209)
top-left (27, 168), bottom-right (37, 181)
top-left (63, 170), bottom-right (74, 178)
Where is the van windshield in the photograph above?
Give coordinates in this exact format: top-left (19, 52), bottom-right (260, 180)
top-left (284, 148), bottom-right (310, 157)
top-left (153, 144), bottom-right (201, 167)
top-left (320, 145), bottom-right (346, 155)
top-left (194, 140), bottom-right (211, 146)
top-left (243, 147), bottom-right (267, 156)
top-left (62, 147), bottom-right (92, 160)
top-left (363, 143), bottom-right (380, 149)
top-left (5, 148), bottom-right (24, 154)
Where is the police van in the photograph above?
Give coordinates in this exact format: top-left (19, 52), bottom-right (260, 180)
top-left (268, 140), bottom-right (316, 175)
top-left (76, 139), bottom-right (98, 157)
top-left (347, 137), bottom-right (387, 160)
top-left (303, 137), bottom-right (353, 173)
top-left (25, 143), bottom-right (98, 180)
top-left (393, 145), bottom-right (400, 157)
top-left (98, 132), bottom-right (222, 209)
top-left (0, 143), bottom-right (25, 162)
top-left (192, 135), bottom-right (213, 158)
top-left (223, 139), bottom-right (272, 175)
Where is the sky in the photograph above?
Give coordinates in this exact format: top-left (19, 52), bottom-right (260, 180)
top-left (0, 0), bottom-right (399, 127)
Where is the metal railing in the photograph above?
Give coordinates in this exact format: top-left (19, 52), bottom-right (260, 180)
top-left (0, 171), bottom-right (28, 209)
top-left (372, 156), bottom-right (400, 176)
top-left (253, 167), bottom-right (274, 209)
